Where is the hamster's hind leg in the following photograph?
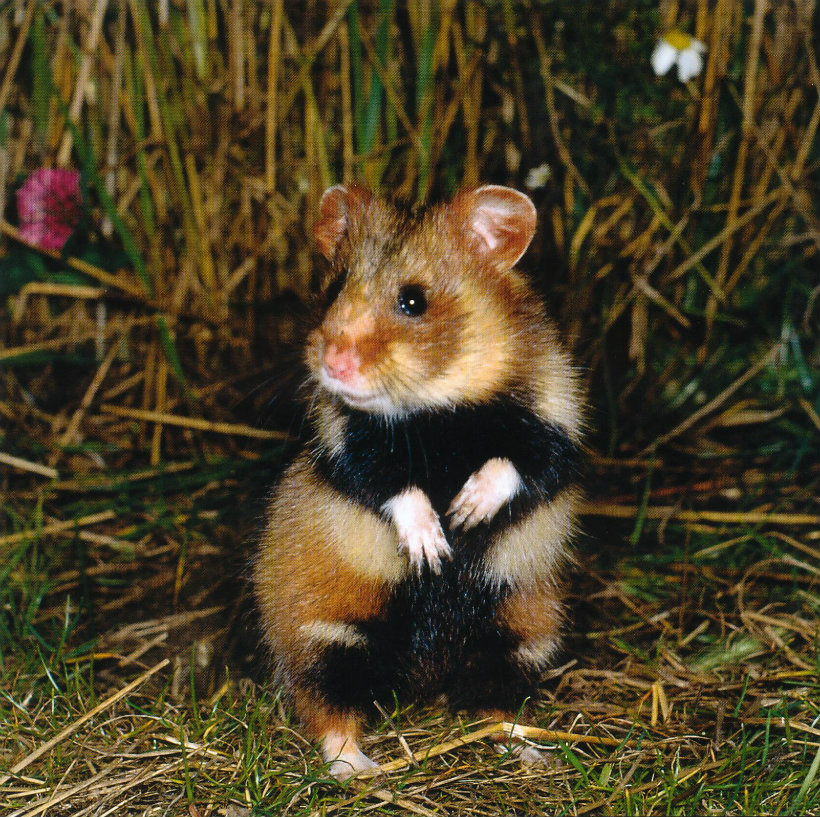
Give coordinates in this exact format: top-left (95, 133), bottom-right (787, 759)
top-left (289, 619), bottom-right (389, 780)
top-left (253, 458), bottom-right (405, 780)
top-left (450, 579), bottom-right (565, 765)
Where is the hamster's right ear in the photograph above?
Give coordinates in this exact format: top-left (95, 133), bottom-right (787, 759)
top-left (313, 184), bottom-right (373, 260)
top-left (450, 185), bottom-right (537, 269)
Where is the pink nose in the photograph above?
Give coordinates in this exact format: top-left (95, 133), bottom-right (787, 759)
top-left (323, 343), bottom-right (360, 382)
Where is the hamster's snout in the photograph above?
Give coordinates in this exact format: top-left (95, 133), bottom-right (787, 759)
top-left (322, 341), bottom-right (361, 383)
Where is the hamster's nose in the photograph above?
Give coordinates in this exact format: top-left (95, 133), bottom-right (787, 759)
top-left (323, 342), bottom-right (360, 382)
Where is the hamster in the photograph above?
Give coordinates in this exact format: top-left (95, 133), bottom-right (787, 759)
top-left (253, 184), bottom-right (584, 780)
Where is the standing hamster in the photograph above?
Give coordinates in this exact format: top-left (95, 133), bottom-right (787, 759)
top-left (253, 184), bottom-right (584, 779)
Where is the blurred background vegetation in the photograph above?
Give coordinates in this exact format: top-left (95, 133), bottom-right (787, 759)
top-left (1, 0), bottom-right (817, 464)
top-left (1, 1), bottom-right (819, 813)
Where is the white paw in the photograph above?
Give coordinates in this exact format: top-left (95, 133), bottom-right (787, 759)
top-left (447, 457), bottom-right (522, 530)
top-left (323, 734), bottom-right (380, 781)
top-left (383, 487), bottom-right (451, 574)
top-left (517, 744), bottom-right (550, 766)
top-left (493, 741), bottom-right (550, 766)
top-left (327, 749), bottom-right (379, 781)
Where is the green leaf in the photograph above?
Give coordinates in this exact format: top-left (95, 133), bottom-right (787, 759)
top-left (361, 0), bottom-right (392, 155)
top-left (155, 314), bottom-right (190, 395)
top-left (0, 248), bottom-right (48, 296)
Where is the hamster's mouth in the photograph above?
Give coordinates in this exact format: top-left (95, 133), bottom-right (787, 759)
top-left (340, 391), bottom-right (401, 415)
top-left (338, 390), bottom-right (378, 408)
top-left (328, 382), bottom-right (405, 416)
top-left (319, 370), bottom-right (388, 411)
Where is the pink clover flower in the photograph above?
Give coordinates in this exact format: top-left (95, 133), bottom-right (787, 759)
top-left (16, 168), bottom-right (82, 251)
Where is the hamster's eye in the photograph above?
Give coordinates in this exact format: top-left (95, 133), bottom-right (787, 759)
top-left (397, 284), bottom-right (427, 317)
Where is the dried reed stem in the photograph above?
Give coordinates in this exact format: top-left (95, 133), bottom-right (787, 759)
top-left (0, 451), bottom-right (59, 480)
top-left (638, 340), bottom-right (784, 454)
top-left (57, 0), bottom-right (111, 166)
top-left (99, 403), bottom-right (291, 440)
top-left (0, 510), bottom-right (117, 550)
top-left (705, 0), bottom-right (766, 339)
top-left (362, 720), bottom-right (642, 779)
top-left (52, 341), bottom-right (121, 465)
top-left (581, 502), bottom-right (819, 528)
top-left (0, 658), bottom-right (171, 786)
top-left (265, 0), bottom-right (284, 197)
top-left (0, 0), bottom-right (37, 119)
top-left (0, 220), bottom-right (143, 295)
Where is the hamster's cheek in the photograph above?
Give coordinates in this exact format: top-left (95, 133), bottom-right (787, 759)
top-left (304, 330), bottom-right (322, 373)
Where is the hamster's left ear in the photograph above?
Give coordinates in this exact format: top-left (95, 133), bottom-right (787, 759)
top-left (451, 185), bottom-right (537, 268)
top-left (314, 184), bottom-right (373, 260)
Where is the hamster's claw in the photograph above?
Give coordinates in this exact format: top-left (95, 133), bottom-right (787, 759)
top-left (385, 487), bottom-right (452, 574)
top-left (447, 457), bottom-right (523, 530)
top-left (447, 473), bottom-right (495, 530)
top-left (396, 514), bottom-right (452, 574)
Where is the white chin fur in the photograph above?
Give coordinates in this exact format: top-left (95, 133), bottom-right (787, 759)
top-left (340, 392), bottom-right (397, 413)
top-left (319, 371), bottom-right (398, 414)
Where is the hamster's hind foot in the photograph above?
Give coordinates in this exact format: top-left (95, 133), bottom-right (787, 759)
top-left (493, 740), bottom-right (553, 767)
top-left (322, 732), bottom-right (380, 781)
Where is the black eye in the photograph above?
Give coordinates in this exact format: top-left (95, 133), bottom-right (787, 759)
top-left (398, 284), bottom-right (427, 317)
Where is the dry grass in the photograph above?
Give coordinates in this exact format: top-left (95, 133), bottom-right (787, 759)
top-left (1, 0), bottom-right (819, 814)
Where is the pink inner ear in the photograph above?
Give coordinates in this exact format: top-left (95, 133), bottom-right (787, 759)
top-left (471, 210), bottom-right (503, 250)
top-left (457, 186), bottom-right (536, 266)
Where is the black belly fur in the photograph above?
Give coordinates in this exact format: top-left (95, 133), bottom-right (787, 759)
top-left (307, 552), bottom-right (538, 714)
top-left (302, 395), bottom-right (575, 714)
top-left (313, 394), bottom-right (579, 529)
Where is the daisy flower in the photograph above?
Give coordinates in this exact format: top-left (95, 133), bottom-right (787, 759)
top-left (525, 163), bottom-right (552, 190)
top-left (651, 30), bottom-right (707, 83)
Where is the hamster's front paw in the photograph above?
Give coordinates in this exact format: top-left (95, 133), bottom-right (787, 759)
top-left (447, 457), bottom-right (523, 530)
top-left (383, 487), bottom-right (452, 574)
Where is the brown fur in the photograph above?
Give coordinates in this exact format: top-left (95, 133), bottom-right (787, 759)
top-left (254, 455), bottom-right (401, 670)
top-left (499, 580), bottom-right (565, 644)
top-left (297, 702), bottom-right (362, 745)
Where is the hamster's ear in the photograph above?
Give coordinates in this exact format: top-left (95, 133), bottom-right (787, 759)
top-left (451, 185), bottom-right (536, 268)
top-left (313, 184), bottom-right (373, 260)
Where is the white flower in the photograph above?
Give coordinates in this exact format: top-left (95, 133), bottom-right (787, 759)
top-left (525, 163), bottom-right (552, 190)
top-left (651, 30), bottom-right (706, 82)
top-left (650, 40), bottom-right (679, 77)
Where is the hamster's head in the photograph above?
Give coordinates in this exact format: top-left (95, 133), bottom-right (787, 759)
top-left (306, 183), bottom-right (539, 417)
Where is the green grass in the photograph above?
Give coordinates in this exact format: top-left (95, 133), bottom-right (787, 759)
top-left (1, 453), bottom-right (819, 814)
